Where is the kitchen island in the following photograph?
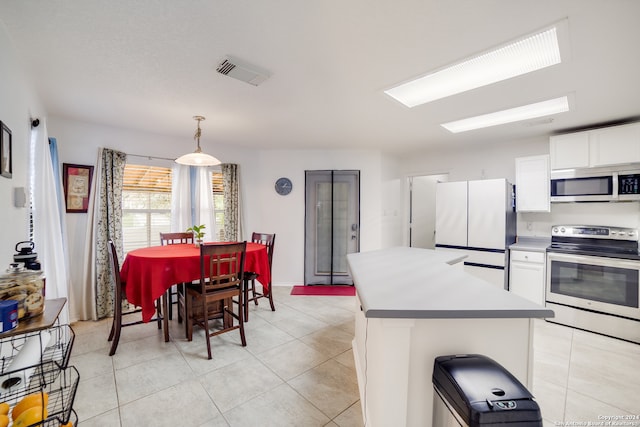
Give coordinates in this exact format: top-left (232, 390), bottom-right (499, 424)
top-left (347, 247), bottom-right (554, 427)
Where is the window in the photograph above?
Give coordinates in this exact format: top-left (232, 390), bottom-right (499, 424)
top-left (121, 164), bottom-right (225, 252)
top-left (122, 165), bottom-right (172, 253)
top-left (212, 172), bottom-right (225, 241)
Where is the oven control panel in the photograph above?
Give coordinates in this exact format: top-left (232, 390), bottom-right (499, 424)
top-left (551, 225), bottom-right (638, 241)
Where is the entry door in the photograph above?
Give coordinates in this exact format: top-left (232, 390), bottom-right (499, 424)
top-left (409, 174), bottom-right (448, 248)
top-left (305, 170), bottom-right (360, 285)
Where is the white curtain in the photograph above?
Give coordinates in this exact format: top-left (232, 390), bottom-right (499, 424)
top-left (194, 166), bottom-right (216, 240)
top-left (30, 121), bottom-right (70, 324)
top-left (171, 164), bottom-right (217, 240)
top-left (79, 155), bottom-right (101, 320)
top-left (170, 164), bottom-right (192, 232)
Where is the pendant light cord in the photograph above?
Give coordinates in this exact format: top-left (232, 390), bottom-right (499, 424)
top-left (193, 115), bottom-right (205, 153)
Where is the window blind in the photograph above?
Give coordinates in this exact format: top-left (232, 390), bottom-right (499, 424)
top-left (123, 164), bottom-right (223, 194)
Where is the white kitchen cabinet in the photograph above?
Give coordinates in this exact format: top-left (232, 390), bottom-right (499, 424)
top-left (550, 122), bottom-right (640, 170)
top-left (589, 122), bottom-right (640, 167)
top-left (515, 155), bottom-right (550, 212)
top-left (509, 250), bottom-right (545, 306)
top-left (550, 131), bottom-right (590, 170)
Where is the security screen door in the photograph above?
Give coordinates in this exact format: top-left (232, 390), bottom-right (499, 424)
top-left (305, 170), bottom-right (360, 285)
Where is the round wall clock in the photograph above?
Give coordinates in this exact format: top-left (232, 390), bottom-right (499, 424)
top-left (275, 177), bottom-right (293, 195)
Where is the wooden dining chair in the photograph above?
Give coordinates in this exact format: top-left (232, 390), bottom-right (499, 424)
top-left (184, 242), bottom-right (247, 359)
top-left (243, 232), bottom-right (276, 321)
top-left (160, 232), bottom-right (195, 245)
top-left (107, 239), bottom-right (169, 356)
top-left (159, 232), bottom-right (194, 321)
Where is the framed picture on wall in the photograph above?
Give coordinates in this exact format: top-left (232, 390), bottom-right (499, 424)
top-left (0, 121), bottom-right (11, 179)
top-left (63, 163), bottom-right (94, 213)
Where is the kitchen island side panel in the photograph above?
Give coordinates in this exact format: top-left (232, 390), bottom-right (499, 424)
top-left (352, 309), bottom-right (534, 427)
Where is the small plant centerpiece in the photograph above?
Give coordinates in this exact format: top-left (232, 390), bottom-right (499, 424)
top-left (186, 224), bottom-right (206, 247)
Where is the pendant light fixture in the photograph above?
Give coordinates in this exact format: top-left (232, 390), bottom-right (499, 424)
top-left (175, 116), bottom-right (221, 166)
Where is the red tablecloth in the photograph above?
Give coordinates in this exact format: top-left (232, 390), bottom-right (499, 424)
top-left (120, 242), bottom-right (271, 322)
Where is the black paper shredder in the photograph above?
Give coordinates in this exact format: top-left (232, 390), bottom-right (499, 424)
top-left (432, 354), bottom-right (542, 427)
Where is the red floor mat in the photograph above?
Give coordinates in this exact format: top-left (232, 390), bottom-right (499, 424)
top-left (290, 285), bottom-right (356, 296)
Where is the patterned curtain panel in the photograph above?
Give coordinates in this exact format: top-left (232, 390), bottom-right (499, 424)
top-left (222, 163), bottom-right (241, 241)
top-left (95, 149), bottom-right (127, 319)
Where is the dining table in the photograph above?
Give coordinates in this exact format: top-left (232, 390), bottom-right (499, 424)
top-left (120, 242), bottom-right (271, 323)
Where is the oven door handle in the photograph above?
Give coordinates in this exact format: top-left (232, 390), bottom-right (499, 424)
top-left (547, 251), bottom-right (640, 269)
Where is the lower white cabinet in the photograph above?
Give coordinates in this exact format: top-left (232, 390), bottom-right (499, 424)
top-left (509, 250), bottom-right (545, 306)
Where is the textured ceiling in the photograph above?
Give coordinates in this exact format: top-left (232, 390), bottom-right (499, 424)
top-left (1, 0), bottom-right (639, 154)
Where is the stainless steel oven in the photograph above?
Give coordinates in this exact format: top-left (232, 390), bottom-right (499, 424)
top-left (546, 225), bottom-right (640, 344)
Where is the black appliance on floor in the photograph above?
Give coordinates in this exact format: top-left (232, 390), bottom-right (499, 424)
top-left (432, 354), bottom-right (542, 426)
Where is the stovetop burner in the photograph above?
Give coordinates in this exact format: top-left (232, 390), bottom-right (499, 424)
top-left (548, 225), bottom-right (640, 260)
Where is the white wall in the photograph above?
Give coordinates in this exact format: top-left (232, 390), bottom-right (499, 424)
top-left (518, 194), bottom-right (640, 236)
top-left (394, 138), bottom-right (548, 242)
top-left (232, 148), bottom-right (382, 285)
top-left (47, 116), bottom-right (384, 302)
top-left (398, 137), bottom-right (549, 183)
top-left (396, 137), bottom-right (640, 239)
top-left (380, 155), bottom-right (403, 248)
top-left (0, 23), bottom-right (45, 264)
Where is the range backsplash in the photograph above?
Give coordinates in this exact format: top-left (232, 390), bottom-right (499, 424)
top-left (517, 200), bottom-right (640, 237)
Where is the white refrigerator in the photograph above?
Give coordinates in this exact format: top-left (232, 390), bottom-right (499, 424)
top-left (435, 178), bottom-right (516, 289)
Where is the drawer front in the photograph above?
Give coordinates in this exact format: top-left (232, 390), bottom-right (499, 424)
top-left (510, 250), bottom-right (545, 264)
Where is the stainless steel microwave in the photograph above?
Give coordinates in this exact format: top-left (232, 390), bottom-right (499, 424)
top-left (550, 167), bottom-right (640, 202)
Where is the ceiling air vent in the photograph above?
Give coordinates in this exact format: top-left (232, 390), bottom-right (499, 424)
top-left (524, 118), bottom-right (555, 127)
top-left (215, 56), bottom-right (270, 86)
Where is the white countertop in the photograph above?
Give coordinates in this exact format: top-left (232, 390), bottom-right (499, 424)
top-left (509, 236), bottom-right (550, 252)
top-left (347, 246), bottom-right (554, 319)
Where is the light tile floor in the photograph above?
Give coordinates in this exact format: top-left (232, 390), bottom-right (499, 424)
top-left (70, 286), bottom-right (640, 426)
top-left (532, 319), bottom-right (640, 426)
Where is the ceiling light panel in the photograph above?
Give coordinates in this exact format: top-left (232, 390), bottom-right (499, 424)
top-left (385, 21), bottom-right (566, 108)
top-left (441, 96), bottom-right (570, 133)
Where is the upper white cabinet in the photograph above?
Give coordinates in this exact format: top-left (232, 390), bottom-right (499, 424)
top-left (515, 155), bottom-right (550, 212)
top-left (550, 122), bottom-right (640, 170)
top-left (549, 131), bottom-right (590, 169)
top-left (589, 123), bottom-right (640, 167)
